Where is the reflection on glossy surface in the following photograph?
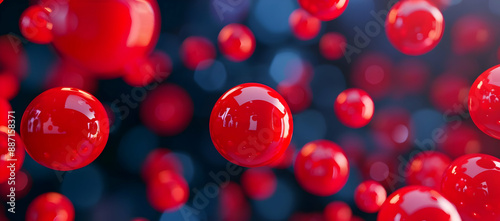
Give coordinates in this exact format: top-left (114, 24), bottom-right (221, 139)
top-left (354, 180), bottom-right (386, 213)
top-left (20, 87), bottom-right (109, 171)
top-left (406, 151), bottom-right (451, 190)
top-left (334, 88), bottom-right (374, 128)
top-left (26, 192), bottom-right (75, 221)
top-left (298, 0), bottom-right (349, 21)
top-left (294, 140), bottom-right (349, 196)
top-left (289, 9), bottom-right (321, 41)
top-left (441, 154), bottom-right (500, 220)
top-left (218, 23), bottom-right (256, 62)
top-left (385, 0), bottom-right (444, 55)
top-left (209, 83), bottom-right (293, 167)
top-left (469, 65), bottom-right (500, 140)
top-left (20, 5), bottom-right (53, 44)
top-left (0, 126), bottom-right (26, 183)
top-left (378, 186), bottom-right (461, 221)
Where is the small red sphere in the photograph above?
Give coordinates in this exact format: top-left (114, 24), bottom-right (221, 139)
top-left (324, 201), bottom-right (352, 221)
top-left (452, 15), bottom-right (494, 55)
top-left (180, 36), bottom-right (216, 70)
top-left (354, 180), bottom-right (386, 213)
top-left (430, 73), bottom-right (469, 113)
top-left (241, 167), bottom-right (277, 200)
top-left (385, 0), bottom-right (444, 55)
top-left (21, 87), bottom-right (109, 171)
top-left (140, 84), bottom-right (194, 136)
top-left (439, 124), bottom-right (481, 158)
top-left (441, 154), bottom-right (500, 220)
top-left (0, 127), bottom-right (25, 183)
top-left (289, 9), bottom-right (321, 41)
top-left (406, 151), bottom-right (451, 190)
top-left (123, 51), bottom-right (172, 87)
top-left (142, 148), bottom-right (183, 182)
top-left (277, 82), bottom-right (312, 113)
top-left (26, 192), bottom-right (75, 221)
top-left (146, 170), bottom-right (189, 212)
top-left (20, 5), bottom-right (53, 44)
top-left (351, 52), bottom-right (392, 99)
top-left (319, 32), bottom-right (346, 60)
top-left (294, 140), bottom-right (349, 196)
top-left (378, 186), bottom-right (461, 221)
top-left (218, 24), bottom-right (256, 62)
top-left (334, 88), bottom-right (374, 128)
top-left (0, 72), bottom-right (20, 100)
top-left (371, 108), bottom-right (412, 152)
top-left (0, 170), bottom-right (32, 199)
top-left (297, 0), bottom-right (349, 21)
top-left (209, 83), bottom-right (293, 167)
top-left (219, 182), bottom-right (251, 221)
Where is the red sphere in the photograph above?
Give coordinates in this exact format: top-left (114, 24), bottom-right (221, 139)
top-left (0, 35), bottom-right (29, 79)
top-left (371, 108), bottom-right (412, 152)
top-left (319, 32), bottom-right (346, 60)
top-left (241, 167), bottom-right (277, 200)
top-left (0, 99), bottom-right (11, 126)
top-left (297, 0), bottom-right (349, 21)
top-left (393, 59), bottom-right (430, 96)
top-left (277, 82), bottom-right (312, 113)
top-left (0, 170), bottom-right (32, 199)
top-left (21, 87), bottom-right (109, 171)
top-left (452, 15), bottom-right (494, 55)
top-left (20, 5), bottom-right (53, 44)
top-left (123, 51), bottom-right (172, 87)
top-left (441, 154), bottom-right (500, 220)
top-left (218, 24), bottom-right (256, 62)
top-left (26, 192), bottom-right (75, 221)
top-left (324, 201), bottom-right (352, 221)
top-left (45, 60), bottom-right (97, 94)
top-left (469, 65), bottom-right (500, 140)
top-left (140, 84), bottom-right (193, 136)
top-left (334, 88), bottom-right (374, 128)
top-left (219, 182), bottom-right (251, 221)
top-left (385, 0), bottom-right (444, 55)
top-left (354, 180), bottom-right (386, 213)
top-left (142, 148), bottom-right (183, 182)
top-left (439, 124), bottom-right (481, 158)
top-left (0, 72), bottom-right (20, 100)
top-left (47, 0), bottom-right (160, 75)
top-left (146, 170), bottom-right (189, 212)
top-left (0, 127), bottom-right (26, 183)
top-left (378, 186), bottom-right (461, 221)
top-left (351, 52), bottom-right (392, 99)
top-left (180, 36), bottom-right (216, 70)
top-left (289, 9), bottom-right (321, 41)
top-left (406, 151), bottom-right (451, 190)
top-left (430, 73), bottom-right (469, 113)
top-left (294, 140), bottom-right (349, 196)
top-left (209, 83), bottom-right (293, 167)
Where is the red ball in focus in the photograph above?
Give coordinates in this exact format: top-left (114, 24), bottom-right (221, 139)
top-left (354, 180), bottom-right (386, 213)
top-left (209, 83), bottom-right (293, 167)
top-left (21, 87), bottom-right (109, 171)
top-left (294, 140), bottom-right (349, 196)
top-left (0, 127), bottom-right (25, 183)
top-left (441, 154), bottom-right (500, 220)
top-left (334, 88), bottom-right (374, 128)
top-left (26, 192), bottom-right (75, 221)
top-left (146, 170), bottom-right (189, 212)
top-left (405, 151), bottom-right (451, 190)
top-left (297, 0), bottom-right (349, 21)
top-left (20, 5), bottom-right (53, 44)
top-left (142, 148), bottom-right (183, 182)
top-left (219, 182), bottom-right (251, 221)
top-left (277, 82), bottom-right (312, 113)
top-left (218, 24), bottom-right (256, 62)
top-left (123, 51), bottom-right (172, 87)
top-left (241, 167), bottom-right (277, 200)
top-left (319, 32), bottom-right (346, 60)
top-left (289, 9), bottom-right (321, 41)
top-left (378, 186), bottom-right (461, 221)
top-left (351, 52), bottom-right (392, 99)
top-left (324, 201), bottom-right (352, 221)
top-left (385, 0), bottom-right (444, 55)
top-left (140, 84), bottom-right (193, 136)
top-left (180, 36), bottom-right (216, 70)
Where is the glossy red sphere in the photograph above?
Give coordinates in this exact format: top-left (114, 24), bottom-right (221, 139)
top-left (277, 82), bottom-right (312, 113)
top-left (218, 24), bottom-right (256, 62)
top-left (123, 51), bottom-right (172, 87)
top-left (21, 87), bottom-right (109, 171)
top-left (354, 180), bottom-right (386, 213)
top-left (219, 182), bottom-right (251, 221)
top-left (0, 127), bottom-right (26, 183)
top-left (319, 32), bottom-right (346, 60)
top-left (140, 84), bottom-right (193, 136)
top-left (324, 201), bottom-right (352, 221)
top-left (289, 9), bottom-right (321, 41)
top-left (45, 60), bottom-right (97, 94)
top-left (441, 154), bottom-right (500, 220)
top-left (385, 0), bottom-right (444, 55)
top-left (378, 186), bottom-right (461, 221)
top-left (294, 140), bottom-right (349, 196)
top-left (26, 192), bottom-right (75, 221)
top-left (406, 151), bottom-right (451, 190)
top-left (297, 0), bottom-right (349, 21)
top-left (142, 148), bottom-right (183, 182)
top-left (180, 36), bottom-right (216, 70)
top-left (452, 15), bottom-right (494, 55)
top-left (0, 99), bottom-right (11, 126)
top-left (430, 73), bottom-right (469, 113)
top-left (241, 167), bottom-right (277, 200)
top-left (351, 52), bottom-right (392, 99)
top-left (20, 5), bottom-right (53, 44)
top-left (334, 88), bottom-right (374, 128)
top-left (469, 65), bottom-right (500, 140)
top-left (46, 0), bottom-right (160, 75)
top-left (146, 170), bottom-right (189, 212)
top-left (209, 83), bottom-right (293, 167)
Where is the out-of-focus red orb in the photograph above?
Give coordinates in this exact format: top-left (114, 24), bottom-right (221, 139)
top-left (45, 60), bottom-right (97, 94)
top-left (319, 32), bottom-right (346, 60)
top-left (180, 36), bottom-right (216, 70)
top-left (146, 170), bottom-right (189, 212)
top-left (452, 15), bottom-right (494, 55)
top-left (430, 73), bottom-right (469, 113)
top-left (219, 182), bottom-right (251, 221)
top-left (371, 108), bottom-right (412, 152)
top-left (439, 124), bottom-right (481, 159)
top-left (142, 148), bottom-right (183, 182)
top-left (289, 9), bottom-right (321, 41)
top-left (241, 167), bottom-right (277, 200)
top-left (354, 180), bottom-right (386, 213)
top-left (324, 201), bottom-right (352, 221)
top-left (351, 52), bottom-right (392, 99)
top-left (297, 0), bottom-right (349, 21)
top-left (405, 151), bottom-right (451, 190)
top-left (0, 127), bottom-right (26, 183)
top-left (277, 82), bottom-right (312, 113)
top-left (123, 51), bottom-right (172, 87)
top-left (19, 5), bottom-right (53, 44)
top-left (269, 143), bottom-right (296, 169)
top-left (26, 192), bottom-right (75, 221)
top-left (334, 88), bottom-right (374, 128)
top-left (218, 24), bottom-right (256, 62)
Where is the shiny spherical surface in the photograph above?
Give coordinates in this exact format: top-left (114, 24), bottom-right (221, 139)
top-left (20, 5), bottom-right (53, 44)
top-left (218, 23), bottom-right (256, 62)
top-left (0, 127), bottom-right (26, 183)
top-left (241, 167), bottom-right (277, 200)
top-left (334, 88), bottom-right (374, 128)
top-left (48, 0), bottom-right (160, 74)
top-left (378, 186), bottom-right (461, 221)
top-left (209, 83), bottom-right (293, 167)
top-left (180, 36), bottom-right (216, 70)
top-left (354, 181), bottom-right (386, 213)
top-left (385, 0), bottom-right (444, 55)
top-left (289, 9), bottom-right (321, 41)
top-left (294, 140), bottom-right (349, 196)
top-left (324, 201), bottom-right (352, 221)
top-left (297, 0), bottom-right (349, 21)
top-left (441, 154), bottom-right (500, 220)
top-left (26, 192), bottom-right (75, 221)
top-left (140, 84), bottom-right (193, 136)
top-left (146, 170), bottom-right (189, 212)
top-left (319, 32), bottom-right (346, 60)
top-left (141, 148), bottom-right (183, 182)
top-left (21, 87), bottom-right (109, 171)
top-left (469, 65), bottom-right (500, 139)
top-left (406, 151), bottom-right (451, 190)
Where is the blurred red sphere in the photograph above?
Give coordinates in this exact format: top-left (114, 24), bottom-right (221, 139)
top-left (142, 148), bottom-right (183, 182)
top-left (269, 143), bottom-right (296, 169)
top-left (351, 52), bottom-right (392, 99)
top-left (123, 51), bottom-right (172, 87)
top-left (289, 9), bottom-right (321, 41)
top-left (371, 108), bottom-right (413, 152)
top-left (180, 36), bottom-right (216, 70)
top-left (241, 167), bottom-right (277, 200)
top-left (0, 99), bottom-right (11, 126)
top-left (452, 15), bottom-right (494, 55)
top-left (334, 88), bottom-right (374, 128)
top-left (354, 180), bottom-right (386, 213)
top-left (0, 170), bottom-right (32, 199)
top-left (0, 127), bottom-right (25, 183)
top-left (297, 0), bottom-right (349, 21)
top-left (26, 192), bottom-right (75, 221)
top-left (218, 24), bottom-right (256, 62)
top-left (405, 151), bottom-right (451, 190)
top-left (430, 73), bottom-right (469, 113)
top-left (45, 60), bottom-right (97, 94)
top-left (146, 170), bottom-right (189, 212)
top-left (0, 35), bottom-right (29, 79)
top-left (19, 5), bottom-right (53, 44)
top-left (0, 72), bottom-right (19, 100)
top-left (324, 201), bottom-right (352, 221)
top-left (319, 32), bottom-right (346, 60)
top-left (393, 59), bottom-right (430, 96)
top-left (277, 82), bottom-right (313, 113)
top-left (439, 124), bottom-right (481, 159)
top-left (219, 182), bottom-right (251, 221)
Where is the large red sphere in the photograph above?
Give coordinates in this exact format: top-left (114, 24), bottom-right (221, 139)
top-left (406, 151), bottom-right (451, 190)
top-left (209, 83), bottom-right (293, 167)
top-left (334, 88), bottom-right (374, 128)
top-left (0, 127), bottom-right (26, 183)
top-left (441, 154), bottom-right (500, 220)
top-left (289, 9), bottom-right (321, 41)
top-left (297, 0), bottom-right (349, 21)
top-left (354, 180), bottom-right (386, 213)
top-left (218, 24), bottom-right (256, 62)
top-left (26, 192), bottom-right (75, 221)
top-left (21, 87), bottom-right (109, 171)
top-left (146, 170), bottom-right (189, 212)
top-left (385, 0), bottom-right (444, 55)
top-left (294, 140), bottom-right (349, 196)
top-left (469, 65), bottom-right (500, 139)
